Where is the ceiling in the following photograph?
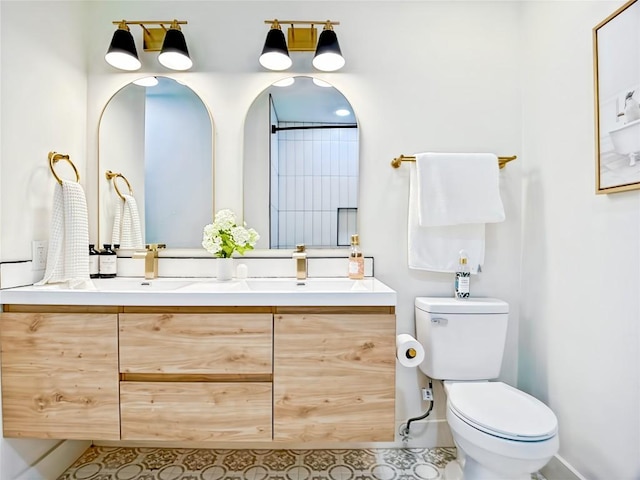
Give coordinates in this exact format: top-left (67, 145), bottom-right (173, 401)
top-left (267, 76), bottom-right (356, 125)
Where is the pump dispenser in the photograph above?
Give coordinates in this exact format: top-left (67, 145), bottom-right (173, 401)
top-left (454, 250), bottom-right (470, 298)
top-left (348, 234), bottom-right (364, 279)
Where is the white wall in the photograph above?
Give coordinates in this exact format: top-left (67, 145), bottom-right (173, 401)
top-left (145, 87), bottom-right (213, 247)
top-left (520, 1), bottom-right (640, 479)
top-left (7, 2), bottom-right (640, 479)
top-left (0, 2), bottom-right (92, 478)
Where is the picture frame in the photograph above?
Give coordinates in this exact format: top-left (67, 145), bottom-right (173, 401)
top-left (593, 0), bottom-right (640, 194)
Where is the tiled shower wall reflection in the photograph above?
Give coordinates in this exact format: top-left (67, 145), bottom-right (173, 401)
top-left (271, 122), bottom-right (359, 248)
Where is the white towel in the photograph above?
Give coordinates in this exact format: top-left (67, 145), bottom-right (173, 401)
top-left (36, 180), bottom-right (91, 288)
top-left (416, 152), bottom-right (505, 227)
top-left (408, 163), bottom-right (485, 273)
top-left (112, 194), bottom-right (143, 249)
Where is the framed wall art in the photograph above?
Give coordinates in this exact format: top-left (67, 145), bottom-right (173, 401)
top-left (593, 0), bottom-right (640, 194)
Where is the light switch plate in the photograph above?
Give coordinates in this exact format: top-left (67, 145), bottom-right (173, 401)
top-left (32, 240), bottom-right (47, 270)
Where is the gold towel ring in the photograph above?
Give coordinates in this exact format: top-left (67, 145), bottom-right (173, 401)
top-left (105, 170), bottom-right (134, 201)
top-left (48, 151), bottom-right (80, 185)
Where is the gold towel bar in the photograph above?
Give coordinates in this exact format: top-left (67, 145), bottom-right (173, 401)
top-left (48, 151), bottom-right (80, 185)
top-left (391, 154), bottom-right (517, 169)
top-left (105, 170), bottom-right (134, 201)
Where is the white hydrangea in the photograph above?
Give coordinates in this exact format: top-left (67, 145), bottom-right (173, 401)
top-left (201, 209), bottom-right (259, 258)
top-left (212, 208), bottom-right (236, 231)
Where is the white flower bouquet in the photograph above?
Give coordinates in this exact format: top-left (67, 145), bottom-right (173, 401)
top-left (202, 209), bottom-right (260, 258)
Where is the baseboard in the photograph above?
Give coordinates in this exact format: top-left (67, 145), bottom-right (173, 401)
top-left (541, 454), bottom-right (587, 480)
top-left (16, 440), bottom-right (90, 480)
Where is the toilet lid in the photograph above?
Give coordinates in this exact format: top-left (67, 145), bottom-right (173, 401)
top-left (447, 382), bottom-right (558, 441)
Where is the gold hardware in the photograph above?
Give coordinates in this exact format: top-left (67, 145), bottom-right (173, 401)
top-left (264, 19), bottom-right (339, 51)
top-left (133, 243), bottom-right (166, 279)
top-left (105, 170), bottom-right (133, 201)
top-left (142, 27), bottom-right (166, 51)
top-left (288, 27), bottom-right (317, 51)
top-left (111, 20), bottom-right (187, 52)
top-left (391, 154), bottom-right (518, 170)
top-left (293, 244), bottom-right (307, 280)
top-left (48, 151), bottom-right (80, 185)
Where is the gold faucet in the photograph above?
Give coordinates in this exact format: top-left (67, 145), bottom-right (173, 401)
top-left (293, 244), bottom-right (307, 280)
top-left (133, 244), bottom-right (166, 279)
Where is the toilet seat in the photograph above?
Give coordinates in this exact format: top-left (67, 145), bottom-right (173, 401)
top-left (447, 382), bottom-right (558, 442)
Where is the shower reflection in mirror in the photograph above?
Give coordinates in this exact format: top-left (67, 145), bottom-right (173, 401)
top-left (244, 76), bottom-right (359, 249)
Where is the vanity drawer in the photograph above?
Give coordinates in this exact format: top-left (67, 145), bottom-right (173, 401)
top-left (119, 313), bottom-right (273, 375)
top-left (120, 381), bottom-right (272, 441)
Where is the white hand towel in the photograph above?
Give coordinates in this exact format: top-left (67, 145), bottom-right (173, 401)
top-left (408, 163), bottom-right (485, 273)
top-left (112, 194), bottom-right (143, 249)
top-left (111, 199), bottom-right (123, 247)
top-left (416, 152), bottom-right (505, 227)
top-left (37, 180), bottom-right (91, 288)
top-left (121, 194), bottom-right (143, 249)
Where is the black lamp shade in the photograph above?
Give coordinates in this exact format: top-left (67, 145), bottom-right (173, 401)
top-left (158, 28), bottom-right (193, 71)
top-left (105, 28), bottom-right (141, 71)
top-left (312, 29), bottom-right (345, 72)
top-left (259, 28), bottom-right (292, 71)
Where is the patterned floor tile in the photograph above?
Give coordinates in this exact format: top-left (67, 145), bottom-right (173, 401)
top-left (58, 446), bottom-right (545, 479)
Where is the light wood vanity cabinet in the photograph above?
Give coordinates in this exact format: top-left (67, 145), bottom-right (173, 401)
top-left (118, 312), bottom-right (273, 441)
top-left (273, 313), bottom-right (396, 442)
top-left (1, 305), bottom-right (396, 443)
top-left (0, 310), bottom-right (120, 440)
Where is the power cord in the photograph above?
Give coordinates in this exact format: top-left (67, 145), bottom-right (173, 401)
top-left (400, 377), bottom-right (434, 441)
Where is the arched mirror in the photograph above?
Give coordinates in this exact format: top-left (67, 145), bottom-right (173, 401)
top-left (244, 76), bottom-right (359, 249)
top-left (98, 76), bottom-right (214, 249)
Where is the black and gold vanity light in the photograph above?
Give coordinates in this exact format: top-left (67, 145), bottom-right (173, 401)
top-left (158, 20), bottom-right (192, 71)
top-left (260, 20), bottom-right (344, 72)
top-left (259, 21), bottom-right (292, 71)
top-left (105, 21), bottom-right (141, 71)
top-left (105, 19), bottom-right (192, 71)
top-left (312, 22), bottom-right (344, 72)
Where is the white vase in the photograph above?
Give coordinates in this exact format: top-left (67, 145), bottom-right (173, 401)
top-left (216, 257), bottom-right (234, 281)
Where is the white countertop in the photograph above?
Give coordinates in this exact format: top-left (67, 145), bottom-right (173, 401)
top-left (0, 277), bottom-right (397, 307)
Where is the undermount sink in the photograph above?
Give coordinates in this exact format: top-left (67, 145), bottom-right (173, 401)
top-left (91, 278), bottom-right (194, 291)
top-left (32, 277), bottom-right (382, 293)
top-left (244, 278), bottom-right (374, 292)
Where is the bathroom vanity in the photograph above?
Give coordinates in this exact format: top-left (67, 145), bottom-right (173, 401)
top-left (0, 277), bottom-right (396, 443)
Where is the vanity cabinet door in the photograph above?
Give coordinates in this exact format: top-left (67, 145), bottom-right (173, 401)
top-left (273, 314), bottom-right (396, 442)
top-left (0, 312), bottom-right (120, 440)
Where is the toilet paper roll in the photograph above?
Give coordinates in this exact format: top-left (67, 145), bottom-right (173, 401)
top-left (396, 333), bottom-right (425, 368)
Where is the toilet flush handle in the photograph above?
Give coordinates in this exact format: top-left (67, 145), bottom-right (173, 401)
top-left (431, 317), bottom-right (448, 325)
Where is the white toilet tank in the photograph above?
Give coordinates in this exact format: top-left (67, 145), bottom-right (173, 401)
top-left (415, 297), bottom-right (509, 380)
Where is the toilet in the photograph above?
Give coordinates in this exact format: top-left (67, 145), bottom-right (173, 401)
top-left (415, 297), bottom-right (559, 480)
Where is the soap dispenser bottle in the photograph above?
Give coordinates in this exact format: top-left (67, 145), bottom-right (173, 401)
top-left (99, 244), bottom-right (117, 279)
top-left (89, 244), bottom-right (100, 279)
top-left (454, 250), bottom-right (470, 299)
top-left (348, 234), bottom-right (364, 280)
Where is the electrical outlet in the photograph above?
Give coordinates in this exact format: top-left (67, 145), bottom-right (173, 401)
top-left (421, 387), bottom-right (433, 401)
top-left (32, 240), bottom-right (47, 270)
